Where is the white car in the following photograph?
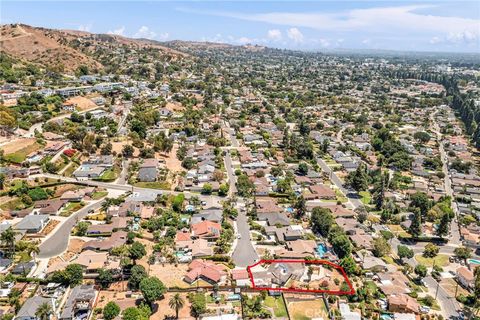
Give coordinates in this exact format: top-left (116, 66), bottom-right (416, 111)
top-left (237, 234), bottom-right (242, 239)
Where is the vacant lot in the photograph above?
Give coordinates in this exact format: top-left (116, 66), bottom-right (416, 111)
top-left (285, 296), bottom-right (329, 320)
top-left (2, 138), bottom-right (40, 163)
top-left (65, 96), bottom-right (97, 111)
top-left (151, 292), bottom-right (192, 320)
top-left (147, 263), bottom-right (190, 288)
top-left (415, 254), bottom-right (450, 267)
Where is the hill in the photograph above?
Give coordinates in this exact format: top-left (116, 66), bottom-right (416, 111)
top-left (0, 24), bottom-right (187, 74)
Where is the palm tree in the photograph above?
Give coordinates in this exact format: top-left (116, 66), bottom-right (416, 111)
top-left (35, 302), bottom-right (52, 320)
top-left (30, 243), bottom-right (40, 263)
top-left (168, 293), bottom-right (185, 319)
top-left (0, 227), bottom-right (16, 258)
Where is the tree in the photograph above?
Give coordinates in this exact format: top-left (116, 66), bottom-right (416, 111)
top-left (0, 173), bottom-right (5, 190)
top-left (97, 268), bottom-right (114, 289)
top-left (298, 162), bottom-right (308, 175)
top-left (129, 265), bottom-right (147, 290)
top-left (139, 276), bottom-right (166, 306)
top-left (103, 302), bottom-right (120, 320)
top-left (454, 246), bottom-right (472, 260)
top-left (169, 293), bottom-right (185, 319)
top-left (122, 304), bottom-right (151, 320)
top-left (436, 213), bottom-right (450, 238)
top-left (339, 255), bottom-right (357, 275)
top-left (409, 192), bottom-right (431, 217)
top-left (346, 164), bottom-right (369, 192)
top-left (236, 174), bottom-right (254, 197)
top-left (310, 207), bottom-right (334, 237)
top-left (190, 293), bottom-right (207, 319)
top-left (294, 195), bottom-right (306, 219)
top-left (409, 209), bottom-right (422, 238)
top-left (414, 131), bottom-right (431, 143)
top-left (51, 263), bottom-right (83, 286)
top-left (122, 144), bottom-right (134, 158)
top-left (372, 237), bottom-right (391, 257)
top-left (0, 227), bottom-right (16, 258)
top-left (415, 264), bottom-right (428, 279)
top-left (201, 183), bottom-right (212, 194)
top-left (423, 243), bottom-right (439, 258)
top-left (331, 234), bottom-right (352, 259)
top-left (75, 221), bottom-right (89, 236)
top-left (35, 302), bottom-right (52, 320)
top-left (129, 241), bottom-right (146, 261)
top-left (397, 245), bottom-right (414, 260)
top-left (218, 184), bottom-right (229, 197)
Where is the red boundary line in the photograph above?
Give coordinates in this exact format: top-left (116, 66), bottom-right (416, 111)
top-left (246, 259), bottom-right (355, 295)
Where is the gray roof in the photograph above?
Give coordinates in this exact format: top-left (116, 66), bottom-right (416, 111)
top-left (191, 209), bottom-right (223, 224)
top-left (257, 212), bottom-right (290, 226)
top-left (60, 285), bottom-right (96, 319)
top-left (15, 215), bottom-right (49, 231)
top-left (16, 296), bottom-right (54, 319)
top-left (138, 167), bottom-right (157, 182)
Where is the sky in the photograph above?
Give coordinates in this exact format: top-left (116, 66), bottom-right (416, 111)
top-left (2, 1), bottom-right (480, 53)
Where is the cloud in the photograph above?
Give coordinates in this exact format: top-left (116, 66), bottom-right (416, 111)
top-left (178, 5), bottom-right (479, 45)
top-left (107, 26), bottom-right (126, 36)
top-left (287, 28), bottom-right (304, 43)
top-left (78, 24), bottom-right (92, 32)
top-left (134, 26), bottom-right (156, 39)
top-left (267, 29), bottom-right (282, 41)
top-left (158, 32), bottom-right (170, 41)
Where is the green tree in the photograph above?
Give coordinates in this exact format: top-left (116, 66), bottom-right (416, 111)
top-left (423, 243), bottom-right (439, 258)
top-left (169, 293), bottom-right (185, 319)
top-left (339, 255), bottom-right (357, 275)
top-left (310, 207), bottom-right (333, 237)
top-left (294, 195), bottom-right (306, 219)
top-left (97, 268), bottom-right (114, 289)
top-left (346, 163), bottom-right (369, 192)
top-left (129, 265), bottom-right (147, 290)
top-left (436, 213), bottom-right (450, 238)
top-left (372, 237), bottom-right (391, 257)
top-left (122, 144), bottom-right (134, 158)
top-left (190, 293), bottom-right (206, 319)
top-left (409, 209), bottom-right (422, 238)
top-left (122, 304), bottom-right (151, 320)
top-left (0, 173), bottom-right (6, 190)
top-left (103, 302), bottom-right (120, 320)
top-left (454, 246), bottom-right (472, 260)
top-left (129, 241), bottom-right (146, 261)
top-left (415, 264), bottom-right (428, 279)
top-left (397, 245), bottom-right (414, 260)
top-left (139, 276), bottom-right (166, 306)
top-left (201, 183), bottom-right (213, 194)
top-left (0, 227), bottom-right (16, 258)
top-left (75, 221), bottom-right (89, 236)
top-left (35, 302), bottom-right (52, 320)
top-left (331, 234), bottom-right (352, 259)
top-left (51, 263), bottom-right (83, 286)
top-left (298, 162), bottom-right (308, 175)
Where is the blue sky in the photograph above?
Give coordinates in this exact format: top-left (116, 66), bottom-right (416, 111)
top-left (2, 1), bottom-right (480, 52)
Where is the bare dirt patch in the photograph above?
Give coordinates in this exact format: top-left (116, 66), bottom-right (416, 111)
top-left (39, 219), bottom-right (60, 236)
top-left (151, 292), bottom-right (193, 320)
top-left (1, 138), bottom-right (36, 154)
top-left (65, 96), bottom-right (97, 111)
top-left (147, 263), bottom-right (190, 288)
top-left (284, 295), bottom-right (329, 320)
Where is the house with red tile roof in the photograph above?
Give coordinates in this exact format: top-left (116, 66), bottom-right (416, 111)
top-left (184, 260), bottom-right (227, 284)
top-left (191, 221), bottom-right (221, 240)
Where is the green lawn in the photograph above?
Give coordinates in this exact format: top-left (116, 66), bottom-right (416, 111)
top-left (414, 254), bottom-right (449, 267)
top-left (60, 202), bottom-right (84, 217)
top-left (264, 296), bottom-right (288, 318)
top-left (91, 191), bottom-right (108, 200)
top-left (134, 181), bottom-right (171, 190)
top-left (359, 191), bottom-right (372, 205)
top-left (4, 142), bottom-right (40, 163)
top-left (63, 163), bottom-right (79, 177)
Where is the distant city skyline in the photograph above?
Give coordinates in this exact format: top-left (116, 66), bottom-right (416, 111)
top-left (2, 1), bottom-right (479, 53)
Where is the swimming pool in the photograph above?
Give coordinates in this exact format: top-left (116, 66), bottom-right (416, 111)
top-left (468, 259), bottom-right (480, 265)
top-left (317, 244), bottom-right (327, 258)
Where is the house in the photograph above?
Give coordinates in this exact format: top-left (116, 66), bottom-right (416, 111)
top-left (305, 184), bottom-right (336, 200)
top-left (191, 207), bottom-right (223, 224)
top-left (15, 296), bottom-right (55, 320)
top-left (456, 267), bottom-right (474, 289)
top-left (82, 231), bottom-right (128, 251)
top-left (34, 200), bottom-right (67, 215)
top-left (231, 269), bottom-right (250, 287)
top-left (15, 215), bottom-right (49, 233)
top-left (0, 259), bottom-right (12, 273)
top-left (138, 159), bottom-right (158, 182)
top-left (268, 262), bottom-right (305, 286)
top-left (12, 261), bottom-right (35, 275)
top-left (184, 260), bottom-right (228, 284)
top-left (59, 285), bottom-right (96, 320)
top-left (191, 221), bottom-right (221, 240)
top-left (176, 238), bottom-right (214, 258)
top-left (257, 212), bottom-right (290, 226)
top-left (388, 294), bottom-right (420, 314)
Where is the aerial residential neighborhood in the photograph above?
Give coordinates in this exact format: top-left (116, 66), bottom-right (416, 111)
top-left (0, 2), bottom-right (479, 320)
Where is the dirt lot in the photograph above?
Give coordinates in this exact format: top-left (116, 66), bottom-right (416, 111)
top-left (40, 219), bottom-right (60, 236)
top-left (151, 292), bottom-right (193, 320)
top-left (111, 140), bottom-right (140, 157)
top-left (284, 295), bottom-right (329, 320)
top-left (66, 96), bottom-right (97, 111)
top-left (165, 101), bottom-right (185, 112)
top-left (161, 144), bottom-right (184, 172)
top-left (48, 183), bottom-right (79, 197)
top-left (147, 263), bottom-right (190, 288)
top-left (96, 290), bottom-right (140, 311)
top-left (1, 138), bottom-right (37, 154)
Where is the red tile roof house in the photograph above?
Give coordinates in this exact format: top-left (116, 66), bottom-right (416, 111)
top-left (184, 260), bottom-right (228, 285)
top-left (456, 267), bottom-right (475, 289)
top-left (304, 184), bottom-right (336, 200)
top-left (191, 221), bottom-right (221, 241)
top-left (231, 269), bottom-right (251, 287)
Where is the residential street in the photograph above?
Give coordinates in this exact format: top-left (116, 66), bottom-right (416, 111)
top-left (231, 199), bottom-right (259, 267)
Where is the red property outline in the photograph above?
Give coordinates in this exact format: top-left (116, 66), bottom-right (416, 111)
top-left (246, 259), bottom-right (355, 295)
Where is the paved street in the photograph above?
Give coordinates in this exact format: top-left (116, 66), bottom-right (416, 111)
top-left (231, 200), bottom-right (259, 267)
top-left (38, 199), bottom-right (106, 258)
top-left (224, 151), bottom-right (237, 197)
top-left (424, 276), bottom-right (461, 319)
top-left (316, 157), bottom-right (363, 209)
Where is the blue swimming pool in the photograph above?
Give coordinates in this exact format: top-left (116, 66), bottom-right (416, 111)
top-left (317, 244), bottom-right (327, 257)
top-left (468, 259), bottom-right (480, 265)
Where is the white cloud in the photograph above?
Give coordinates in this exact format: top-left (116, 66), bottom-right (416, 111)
top-left (237, 36), bottom-right (253, 44)
top-left (134, 26), bottom-right (157, 39)
top-left (267, 29), bottom-right (282, 41)
top-left (107, 26), bottom-right (126, 36)
top-left (78, 24), bottom-right (92, 32)
top-left (287, 28), bottom-right (304, 43)
top-left (158, 32), bottom-right (170, 41)
top-left (180, 5), bottom-right (479, 45)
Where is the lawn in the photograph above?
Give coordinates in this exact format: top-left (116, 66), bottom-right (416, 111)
top-left (264, 296), bottom-right (288, 318)
top-left (387, 224), bottom-right (411, 238)
top-left (359, 191), bottom-right (371, 205)
top-left (414, 254), bottom-right (449, 267)
top-left (91, 191), bottom-right (108, 200)
top-left (4, 142), bottom-right (40, 163)
top-left (287, 298), bottom-right (328, 320)
top-left (134, 181), bottom-right (171, 190)
top-left (97, 169), bottom-right (117, 181)
top-left (60, 202), bottom-right (84, 217)
top-left (63, 163), bottom-right (79, 177)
